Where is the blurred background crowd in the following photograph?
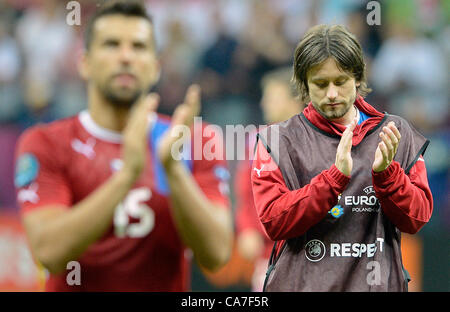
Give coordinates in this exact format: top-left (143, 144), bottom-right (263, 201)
top-left (0, 0), bottom-right (448, 291)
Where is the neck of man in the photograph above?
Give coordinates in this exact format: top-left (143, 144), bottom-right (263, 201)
top-left (329, 104), bottom-right (357, 127)
top-left (88, 85), bottom-right (134, 132)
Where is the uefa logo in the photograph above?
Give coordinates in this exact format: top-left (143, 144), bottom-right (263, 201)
top-left (305, 239), bottom-right (326, 262)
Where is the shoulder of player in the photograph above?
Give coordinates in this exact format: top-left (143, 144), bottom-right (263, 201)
top-left (384, 113), bottom-right (418, 133)
top-left (256, 114), bottom-right (303, 142)
top-left (384, 113), bottom-right (406, 123)
top-left (383, 113), bottom-right (430, 153)
top-left (18, 116), bottom-right (79, 150)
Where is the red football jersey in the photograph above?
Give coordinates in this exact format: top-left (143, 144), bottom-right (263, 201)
top-left (234, 129), bottom-right (272, 256)
top-left (14, 110), bottom-right (230, 291)
top-left (233, 129), bottom-right (274, 291)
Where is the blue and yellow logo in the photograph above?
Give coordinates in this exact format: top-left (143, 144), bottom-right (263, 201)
top-left (329, 205), bottom-right (344, 218)
top-left (15, 153), bottom-right (40, 188)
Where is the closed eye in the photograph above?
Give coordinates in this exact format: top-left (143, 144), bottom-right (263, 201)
top-left (133, 41), bottom-right (147, 50)
top-left (315, 82), bottom-right (328, 88)
top-left (103, 39), bottom-right (119, 48)
top-left (334, 78), bottom-right (348, 86)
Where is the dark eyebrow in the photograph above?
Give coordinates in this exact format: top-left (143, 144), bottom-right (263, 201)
top-left (311, 75), bottom-right (349, 82)
top-left (101, 36), bottom-right (120, 43)
top-left (133, 38), bottom-right (150, 46)
top-left (99, 37), bottom-right (151, 48)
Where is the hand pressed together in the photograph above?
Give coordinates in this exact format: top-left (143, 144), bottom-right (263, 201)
top-left (335, 120), bottom-right (401, 176)
top-left (372, 121), bottom-right (401, 173)
top-left (157, 84), bottom-right (201, 168)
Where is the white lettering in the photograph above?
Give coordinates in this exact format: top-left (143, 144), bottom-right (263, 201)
top-left (367, 243), bottom-right (377, 257)
top-left (377, 237), bottom-right (384, 252)
top-left (329, 238), bottom-right (384, 258)
top-left (366, 261), bottom-right (381, 285)
top-left (66, 1), bottom-right (81, 26)
top-left (359, 244), bottom-right (367, 257)
top-left (352, 243), bottom-right (361, 257)
top-left (345, 196), bottom-right (351, 206)
top-left (345, 195), bottom-right (378, 206)
top-left (361, 196), bottom-right (368, 205)
top-left (182, 296), bottom-right (215, 309)
top-left (330, 244), bottom-right (340, 257)
top-left (225, 124), bottom-right (258, 160)
top-left (203, 124), bottom-right (223, 160)
top-left (170, 125), bottom-right (191, 161)
top-left (193, 117), bottom-right (203, 160)
top-left (114, 188), bottom-right (154, 238)
top-left (366, 1), bottom-right (381, 26)
top-left (341, 243), bottom-right (351, 257)
top-left (66, 261), bottom-right (81, 286)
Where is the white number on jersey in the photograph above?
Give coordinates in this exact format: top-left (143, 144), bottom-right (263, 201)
top-left (113, 187), bottom-right (155, 238)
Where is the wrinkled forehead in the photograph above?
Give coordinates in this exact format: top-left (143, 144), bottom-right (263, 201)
top-left (92, 14), bottom-right (154, 45)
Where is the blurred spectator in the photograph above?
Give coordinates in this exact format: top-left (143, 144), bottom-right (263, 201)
top-left (15, 0), bottom-right (77, 126)
top-left (369, 9), bottom-right (449, 153)
top-left (0, 18), bottom-right (21, 85)
top-left (0, 9), bottom-right (22, 122)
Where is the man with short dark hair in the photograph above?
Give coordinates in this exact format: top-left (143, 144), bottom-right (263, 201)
top-left (15, 0), bottom-right (233, 291)
top-left (251, 24), bottom-right (433, 291)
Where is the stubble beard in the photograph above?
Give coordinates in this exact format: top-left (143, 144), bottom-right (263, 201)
top-left (100, 79), bottom-right (143, 109)
top-left (319, 103), bottom-right (351, 119)
top-left (313, 93), bottom-right (357, 121)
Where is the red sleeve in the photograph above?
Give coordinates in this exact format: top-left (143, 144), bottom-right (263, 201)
top-left (234, 158), bottom-right (267, 236)
top-left (372, 157), bottom-right (433, 234)
top-left (251, 140), bottom-right (350, 241)
top-left (15, 127), bottom-right (72, 214)
top-left (191, 124), bottom-right (230, 209)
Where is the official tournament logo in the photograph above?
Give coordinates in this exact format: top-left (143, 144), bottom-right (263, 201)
top-left (345, 185), bottom-right (380, 213)
top-left (363, 186), bottom-right (375, 196)
top-left (329, 205), bottom-right (344, 218)
top-left (305, 239), bottom-right (326, 262)
top-left (15, 153), bottom-right (40, 188)
top-left (328, 193), bottom-right (344, 218)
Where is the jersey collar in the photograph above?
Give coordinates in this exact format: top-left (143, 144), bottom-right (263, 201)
top-left (78, 110), bottom-right (157, 143)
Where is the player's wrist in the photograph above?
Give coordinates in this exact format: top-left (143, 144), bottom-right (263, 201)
top-left (116, 166), bottom-right (141, 186)
top-left (162, 158), bottom-right (183, 172)
top-left (372, 160), bottom-right (399, 182)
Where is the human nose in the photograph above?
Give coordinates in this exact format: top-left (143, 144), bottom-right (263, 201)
top-left (118, 44), bottom-right (133, 65)
top-left (326, 84), bottom-right (338, 101)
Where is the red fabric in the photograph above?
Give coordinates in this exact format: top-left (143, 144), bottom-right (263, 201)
top-left (251, 97), bottom-right (433, 258)
top-left (190, 122), bottom-right (230, 207)
top-left (234, 148), bottom-right (273, 259)
top-left (372, 159), bottom-right (433, 234)
top-left (15, 113), bottom-right (229, 291)
top-left (251, 140), bottom-right (350, 242)
top-left (302, 95), bottom-right (384, 146)
top-left (235, 159), bottom-right (265, 235)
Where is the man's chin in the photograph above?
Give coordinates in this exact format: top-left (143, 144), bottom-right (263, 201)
top-left (324, 111), bottom-right (347, 120)
top-left (104, 91), bottom-right (141, 108)
top-left (317, 104), bottom-right (351, 120)
top-left (315, 108), bottom-right (343, 120)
